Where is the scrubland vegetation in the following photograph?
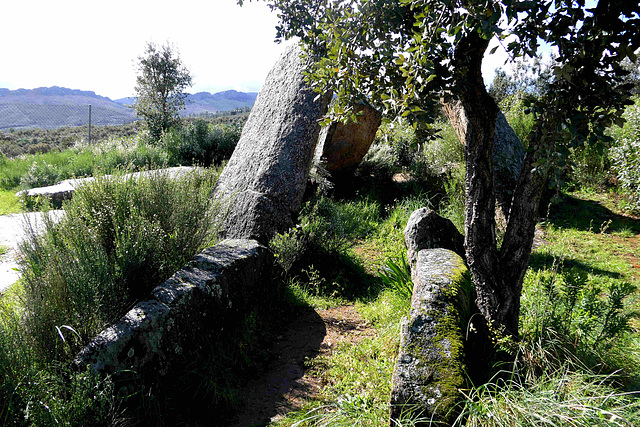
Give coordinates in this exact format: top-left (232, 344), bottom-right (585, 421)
top-left (0, 89), bottom-right (639, 426)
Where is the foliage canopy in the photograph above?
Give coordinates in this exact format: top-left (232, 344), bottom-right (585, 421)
top-left (252, 0), bottom-right (640, 338)
top-left (133, 42), bottom-right (193, 141)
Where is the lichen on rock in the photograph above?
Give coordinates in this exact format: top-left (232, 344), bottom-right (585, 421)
top-left (390, 248), bottom-right (470, 426)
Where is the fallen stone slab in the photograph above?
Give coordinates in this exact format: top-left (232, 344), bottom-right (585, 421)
top-left (16, 166), bottom-right (196, 207)
top-left (390, 248), bottom-right (470, 426)
top-left (213, 44), bottom-right (331, 244)
top-left (74, 239), bottom-right (274, 380)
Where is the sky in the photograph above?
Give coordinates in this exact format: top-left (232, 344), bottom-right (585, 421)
top-left (0, 0), bottom-right (513, 101)
top-left (0, 0), bottom-right (291, 100)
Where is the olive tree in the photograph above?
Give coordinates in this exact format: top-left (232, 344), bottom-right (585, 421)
top-left (248, 0), bottom-right (640, 339)
top-left (133, 42), bottom-right (193, 141)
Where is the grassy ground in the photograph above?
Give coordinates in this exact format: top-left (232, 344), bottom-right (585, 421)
top-left (270, 188), bottom-right (640, 426)
top-left (0, 190), bottom-right (20, 215)
top-left (1, 112), bottom-right (639, 425)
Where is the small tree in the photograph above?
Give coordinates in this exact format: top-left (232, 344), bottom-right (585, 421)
top-left (257, 0), bottom-right (639, 340)
top-left (133, 42), bottom-right (193, 141)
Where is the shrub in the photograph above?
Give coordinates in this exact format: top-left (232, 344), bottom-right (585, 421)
top-left (18, 167), bottom-right (223, 362)
top-left (270, 196), bottom-right (379, 299)
top-left (90, 132), bottom-right (168, 174)
top-left (161, 120), bottom-right (241, 167)
top-left (19, 160), bottom-right (60, 188)
top-left (418, 118), bottom-right (464, 177)
top-left (500, 93), bottom-right (535, 146)
top-left (519, 261), bottom-right (637, 374)
top-left (610, 98), bottom-right (640, 213)
top-left (439, 165), bottom-right (466, 234)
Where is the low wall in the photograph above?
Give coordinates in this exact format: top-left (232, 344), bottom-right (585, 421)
top-left (73, 238), bottom-right (274, 381)
top-left (389, 248), bottom-right (471, 426)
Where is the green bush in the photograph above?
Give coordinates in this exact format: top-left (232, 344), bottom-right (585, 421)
top-left (270, 197), bottom-right (380, 299)
top-left (610, 98), bottom-right (640, 213)
top-left (439, 165), bottom-right (466, 235)
top-left (161, 120), bottom-right (241, 167)
top-left (91, 132), bottom-right (169, 173)
top-left (19, 160), bottom-right (60, 188)
top-left (520, 262), bottom-right (637, 373)
top-left (18, 167), bottom-right (222, 362)
top-left (500, 93), bottom-right (535, 146)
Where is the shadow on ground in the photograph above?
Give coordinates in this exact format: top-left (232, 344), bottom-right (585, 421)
top-left (546, 193), bottom-right (640, 234)
top-left (226, 307), bottom-right (326, 427)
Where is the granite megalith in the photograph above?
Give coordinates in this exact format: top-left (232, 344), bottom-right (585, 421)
top-left (404, 207), bottom-right (465, 269)
top-left (389, 248), bottom-right (469, 426)
top-left (314, 103), bottom-right (382, 177)
top-left (213, 44), bottom-right (331, 244)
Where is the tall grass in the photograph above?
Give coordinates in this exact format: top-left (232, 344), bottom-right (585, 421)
top-left (18, 167), bottom-right (223, 362)
top-left (0, 166), bottom-right (225, 425)
top-left (0, 120), bottom-right (242, 193)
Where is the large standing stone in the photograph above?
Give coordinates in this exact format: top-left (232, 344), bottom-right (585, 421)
top-left (404, 207), bottom-right (465, 269)
top-left (390, 248), bottom-right (469, 426)
top-left (213, 44), bottom-right (331, 244)
top-left (314, 103), bottom-right (382, 176)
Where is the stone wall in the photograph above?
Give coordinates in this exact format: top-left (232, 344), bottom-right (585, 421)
top-left (74, 239), bottom-right (274, 381)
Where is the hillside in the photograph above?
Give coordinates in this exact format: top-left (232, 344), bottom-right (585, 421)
top-left (0, 87), bottom-right (257, 130)
top-left (115, 90), bottom-right (258, 116)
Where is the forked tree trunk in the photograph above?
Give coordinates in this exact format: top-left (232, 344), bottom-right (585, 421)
top-left (448, 32), bottom-right (546, 338)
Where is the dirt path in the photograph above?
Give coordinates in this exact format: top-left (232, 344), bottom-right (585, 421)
top-left (227, 305), bottom-right (376, 427)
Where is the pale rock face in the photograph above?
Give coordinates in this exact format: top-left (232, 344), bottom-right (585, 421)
top-left (213, 44), bottom-right (331, 244)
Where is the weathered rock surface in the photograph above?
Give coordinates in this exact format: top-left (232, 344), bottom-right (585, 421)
top-left (213, 44), bottom-right (331, 244)
top-left (314, 103), bottom-right (382, 175)
top-left (441, 100), bottom-right (525, 214)
top-left (73, 239), bottom-right (274, 380)
top-left (390, 248), bottom-right (469, 426)
top-left (404, 207), bottom-right (465, 269)
top-left (16, 166), bottom-right (196, 207)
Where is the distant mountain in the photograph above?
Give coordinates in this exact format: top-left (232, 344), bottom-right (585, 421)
top-left (114, 90), bottom-right (259, 116)
top-left (0, 86), bottom-right (135, 130)
top-left (0, 86), bottom-right (258, 130)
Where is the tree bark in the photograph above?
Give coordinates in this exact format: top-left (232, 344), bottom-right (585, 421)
top-left (449, 31), bottom-right (538, 338)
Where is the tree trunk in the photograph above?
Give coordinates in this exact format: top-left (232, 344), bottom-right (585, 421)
top-left (449, 31), bottom-right (540, 338)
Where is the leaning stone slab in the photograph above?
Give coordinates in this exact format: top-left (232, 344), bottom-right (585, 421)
top-left (404, 208), bottom-right (465, 269)
top-left (390, 248), bottom-right (469, 426)
top-left (17, 166), bottom-right (196, 207)
top-left (73, 239), bottom-right (273, 379)
top-left (314, 103), bottom-right (382, 176)
top-left (213, 44), bottom-right (331, 244)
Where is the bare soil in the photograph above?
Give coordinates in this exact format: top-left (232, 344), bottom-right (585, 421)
top-left (227, 305), bottom-right (376, 427)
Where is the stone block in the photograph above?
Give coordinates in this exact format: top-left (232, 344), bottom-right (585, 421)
top-left (73, 239), bottom-right (274, 379)
top-left (314, 103), bottom-right (382, 176)
top-left (404, 208), bottom-right (465, 270)
top-left (213, 44), bottom-right (331, 244)
top-left (390, 248), bottom-right (469, 426)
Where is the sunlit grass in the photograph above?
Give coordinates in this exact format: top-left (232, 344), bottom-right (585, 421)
top-left (0, 190), bottom-right (20, 215)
